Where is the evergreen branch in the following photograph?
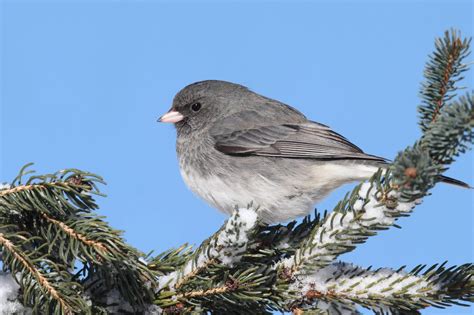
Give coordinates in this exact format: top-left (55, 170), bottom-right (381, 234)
top-left (0, 184), bottom-right (38, 197)
top-left (161, 265), bottom-right (273, 314)
top-left (155, 208), bottom-right (278, 313)
top-left (0, 232), bottom-right (88, 314)
top-left (278, 61), bottom-right (474, 279)
top-left (390, 143), bottom-right (443, 201)
top-left (40, 212), bottom-right (108, 254)
top-left (58, 216), bottom-right (158, 308)
top-left (250, 213), bottom-right (323, 260)
top-left (292, 304), bottom-right (361, 315)
top-left (34, 211), bottom-right (129, 266)
top-left (174, 258), bottom-right (217, 290)
top-left (1, 165), bottom-right (158, 312)
top-left (0, 165), bottom-right (104, 218)
top-left (422, 93), bottom-right (474, 165)
top-left (419, 29), bottom-right (471, 132)
top-left (277, 173), bottom-right (418, 277)
top-left (148, 244), bottom-right (194, 276)
top-left (289, 262), bottom-right (473, 314)
top-left (179, 283), bottom-right (237, 298)
top-left (156, 207), bottom-right (259, 291)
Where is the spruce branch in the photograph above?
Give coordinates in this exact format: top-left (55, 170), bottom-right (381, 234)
top-left (289, 262), bottom-right (473, 314)
top-left (0, 232), bottom-right (87, 314)
top-left (274, 93), bottom-right (473, 311)
top-left (276, 175), bottom-right (419, 279)
top-left (422, 93), bottom-right (474, 165)
top-left (0, 164), bottom-right (158, 313)
top-left (39, 212), bottom-right (108, 257)
top-left (156, 208), bottom-right (260, 296)
top-left (277, 30), bottom-right (473, 283)
top-left (292, 303), bottom-right (361, 315)
top-left (0, 163), bottom-right (104, 218)
top-left (148, 244), bottom-right (194, 276)
top-left (419, 29), bottom-right (471, 132)
top-left (154, 207), bottom-right (294, 314)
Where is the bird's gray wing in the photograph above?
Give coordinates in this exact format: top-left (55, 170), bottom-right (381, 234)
top-left (211, 112), bottom-right (385, 161)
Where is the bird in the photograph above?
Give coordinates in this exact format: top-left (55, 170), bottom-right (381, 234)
top-left (158, 80), bottom-right (469, 224)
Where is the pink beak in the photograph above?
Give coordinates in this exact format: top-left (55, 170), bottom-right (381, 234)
top-left (158, 110), bottom-right (184, 123)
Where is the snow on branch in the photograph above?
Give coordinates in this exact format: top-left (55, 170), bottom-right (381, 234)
top-left (278, 78), bottom-right (473, 280)
top-left (278, 174), bottom-right (419, 277)
top-left (157, 207), bottom-right (259, 291)
top-left (289, 261), bottom-right (474, 313)
top-left (0, 273), bottom-right (28, 315)
top-left (0, 166), bottom-right (157, 313)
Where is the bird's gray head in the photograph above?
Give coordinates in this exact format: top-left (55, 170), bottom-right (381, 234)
top-left (158, 80), bottom-right (252, 135)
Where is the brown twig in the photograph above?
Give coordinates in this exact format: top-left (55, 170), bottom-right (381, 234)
top-left (174, 258), bottom-right (216, 290)
top-left (40, 212), bottom-right (108, 253)
top-left (288, 289), bottom-right (345, 312)
top-left (178, 279), bottom-right (241, 299)
top-left (305, 289), bottom-right (337, 299)
top-left (178, 285), bottom-right (231, 299)
top-left (0, 184), bottom-right (37, 197)
top-left (0, 233), bottom-right (73, 315)
top-left (0, 180), bottom-right (91, 198)
top-left (292, 308), bottom-right (304, 315)
top-left (431, 37), bottom-right (462, 123)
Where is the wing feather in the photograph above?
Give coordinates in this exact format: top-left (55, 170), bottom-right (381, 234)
top-left (211, 114), bottom-right (385, 162)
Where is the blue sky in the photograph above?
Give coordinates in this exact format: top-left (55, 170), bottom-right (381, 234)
top-left (1, 1), bottom-right (472, 314)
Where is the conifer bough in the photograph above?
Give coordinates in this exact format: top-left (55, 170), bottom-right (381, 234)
top-left (0, 29), bottom-right (472, 314)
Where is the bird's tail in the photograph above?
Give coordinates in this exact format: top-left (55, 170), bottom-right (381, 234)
top-left (438, 175), bottom-right (472, 189)
top-left (354, 160), bottom-right (471, 189)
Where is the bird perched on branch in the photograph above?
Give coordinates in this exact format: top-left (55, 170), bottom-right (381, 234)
top-left (159, 80), bottom-right (468, 223)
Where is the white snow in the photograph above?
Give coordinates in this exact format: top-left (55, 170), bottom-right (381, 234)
top-left (235, 207), bottom-right (259, 229)
top-left (144, 304), bottom-right (163, 314)
top-left (309, 300), bottom-right (358, 315)
top-left (157, 207), bottom-right (258, 291)
top-left (211, 207), bottom-right (258, 265)
top-left (281, 181), bottom-right (418, 272)
top-left (104, 288), bottom-right (133, 312)
top-left (290, 262), bottom-right (441, 302)
top-left (100, 287), bottom-right (162, 314)
top-left (0, 273), bottom-right (26, 315)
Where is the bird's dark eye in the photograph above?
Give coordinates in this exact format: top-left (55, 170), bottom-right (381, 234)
top-left (191, 102), bottom-right (202, 112)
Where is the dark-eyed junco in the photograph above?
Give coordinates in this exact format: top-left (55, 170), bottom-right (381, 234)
top-left (159, 80), bottom-right (468, 223)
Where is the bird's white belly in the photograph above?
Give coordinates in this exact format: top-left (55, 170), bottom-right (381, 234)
top-left (181, 170), bottom-right (250, 213)
top-left (179, 161), bottom-right (379, 224)
top-left (179, 167), bottom-right (319, 223)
